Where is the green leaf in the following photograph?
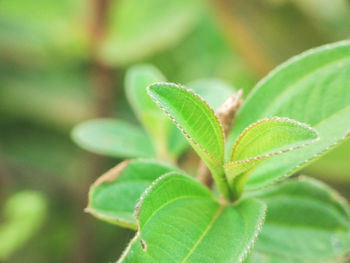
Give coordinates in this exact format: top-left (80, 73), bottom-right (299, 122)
top-left (125, 64), bottom-right (186, 161)
top-left (304, 136), bottom-right (350, 183)
top-left (167, 78), bottom-right (237, 157)
top-left (0, 191), bottom-right (47, 261)
top-left (187, 78), bottom-right (236, 110)
top-left (125, 65), bottom-right (166, 117)
top-left (167, 124), bottom-right (189, 158)
top-left (86, 159), bottom-right (176, 230)
top-left (101, 0), bottom-right (202, 65)
top-left (228, 40), bottom-right (350, 190)
top-left (150, 13), bottom-right (256, 91)
top-left (147, 83), bottom-right (231, 200)
top-left (247, 176), bottom-right (350, 262)
top-left (225, 117), bottom-right (319, 199)
top-left (71, 119), bottom-right (155, 158)
top-left (119, 173), bottom-right (266, 263)
top-left (0, 0), bottom-right (86, 60)
top-left (244, 251), bottom-right (301, 263)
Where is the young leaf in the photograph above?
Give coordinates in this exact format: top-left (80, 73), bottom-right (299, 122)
top-left (228, 40), bottom-right (350, 190)
top-left (247, 176), bottom-right (350, 262)
top-left (224, 117), bottom-right (319, 198)
top-left (71, 119), bottom-right (155, 158)
top-left (147, 83), bottom-right (231, 199)
top-left (119, 173), bottom-right (266, 263)
top-left (125, 64), bottom-right (187, 160)
top-left (86, 159), bottom-right (176, 230)
top-left (167, 78), bottom-right (237, 157)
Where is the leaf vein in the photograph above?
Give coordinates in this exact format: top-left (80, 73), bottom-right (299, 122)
top-left (181, 205), bottom-right (224, 263)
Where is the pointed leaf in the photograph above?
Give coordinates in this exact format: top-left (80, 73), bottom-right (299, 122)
top-left (119, 173), bottom-right (266, 263)
top-left (86, 159), bottom-right (176, 230)
top-left (248, 176), bottom-right (350, 262)
top-left (224, 117), bottom-right (319, 198)
top-left (230, 118), bottom-right (319, 162)
top-left (147, 83), bottom-right (231, 199)
top-left (167, 78), bottom-right (237, 157)
top-left (71, 119), bottom-right (155, 158)
top-left (228, 41), bottom-right (350, 190)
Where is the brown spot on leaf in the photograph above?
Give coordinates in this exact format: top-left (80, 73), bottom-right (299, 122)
top-left (140, 239), bottom-right (147, 251)
top-left (91, 160), bottom-right (129, 188)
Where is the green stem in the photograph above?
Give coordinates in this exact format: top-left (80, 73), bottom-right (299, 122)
top-left (229, 171), bottom-right (253, 201)
top-left (212, 167), bottom-right (234, 202)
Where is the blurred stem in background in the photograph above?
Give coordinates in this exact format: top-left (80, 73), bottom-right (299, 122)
top-left (71, 0), bottom-right (115, 262)
top-left (211, 0), bottom-right (275, 76)
top-left (90, 0), bottom-right (115, 118)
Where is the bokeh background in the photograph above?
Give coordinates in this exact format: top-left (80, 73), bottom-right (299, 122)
top-left (0, 0), bottom-right (350, 262)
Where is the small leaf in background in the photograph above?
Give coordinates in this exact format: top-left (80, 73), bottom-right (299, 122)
top-left (228, 40), bottom-right (350, 190)
top-left (149, 13), bottom-right (256, 91)
top-left (101, 0), bottom-right (202, 65)
top-left (0, 70), bottom-right (94, 131)
top-left (0, 0), bottom-right (87, 61)
top-left (125, 64), bottom-right (187, 161)
top-left (119, 173), bottom-right (266, 263)
top-left (187, 78), bottom-right (236, 110)
top-left (0, 191), bottom-right (47, 261)
top-left (71, 119), bottom-right (155, 159)
top-left (147, 83), bottom-right (231, 199)
top-left (167, 125), bottom-right (189, 158)
top-left (125, 65), bottom-right (166, 117)
top-left (247, 176), bottom-right (350, 262)
top-left (86, 159), bottom-right (176, 230)
top-left (225, 117), bottom-right (319, 198)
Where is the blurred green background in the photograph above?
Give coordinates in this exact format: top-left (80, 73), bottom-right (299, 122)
top-left (0, 0), bottom-right (349, 262)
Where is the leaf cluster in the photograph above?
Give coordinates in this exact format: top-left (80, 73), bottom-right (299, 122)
top-left (73, 41), bottom-right (350, 262)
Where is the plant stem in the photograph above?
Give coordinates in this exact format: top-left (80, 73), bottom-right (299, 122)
top-left (197, 91), bottom-right (243, 196)
top-left (217, 89), bottom-right (243, 137)
top-left (197, 161), bottom-right (214, 188)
